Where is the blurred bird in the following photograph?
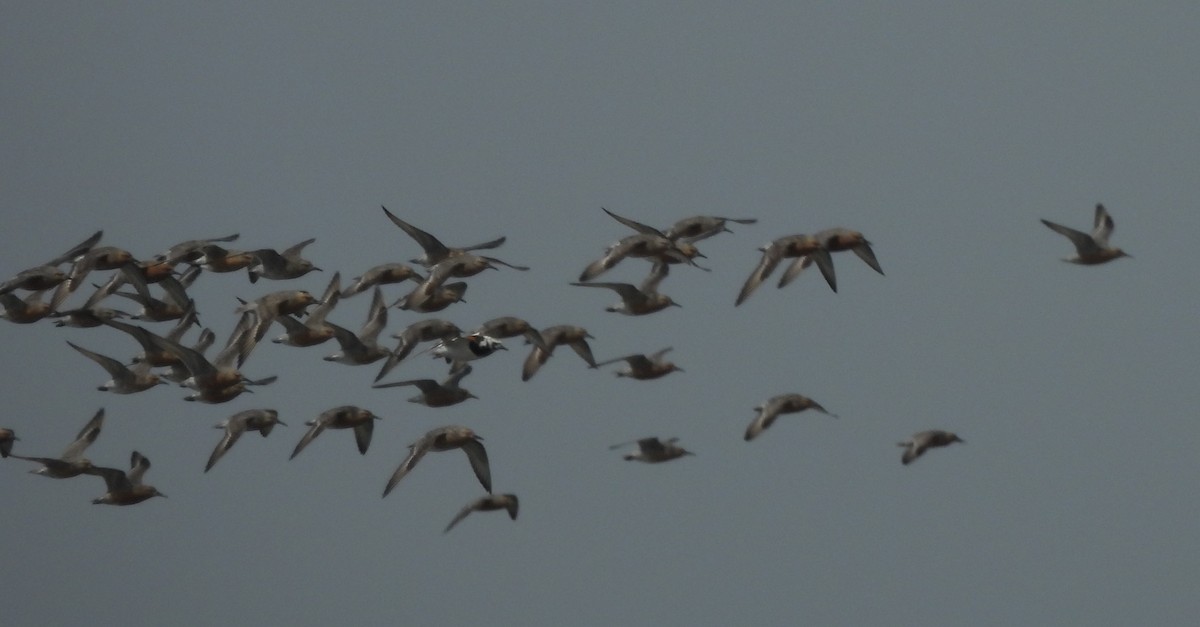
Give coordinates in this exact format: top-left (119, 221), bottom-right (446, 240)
top-left (592, 347), bottom-right (682, 380)
top-left (610, 437), bottom-right (694, 463)
top-left (776, 228), bottom-right (884, 291)
top-left (341, 263), bottom-right (424, 298)
top-left (290, 406), bottom-right (380, 460)
top-left (0, 230), bottom-right (102, 295)
top-left (443, 493), bottom-right (519, 533)
top-left (86, 451), bottom-right (166, 505)
top-left (247, 238), bottom-right (321, 282)
top-left (472, 316), bottom-right (548, 352)
top-left (0, 290), bottom-right (52, 324)
top-left (736, 234), bottom-right (835, 304)
top-left (744, 394), bottom-right (838, 441)
top-left (9, 409), bottom-right (104, 478)
top-left (272, 272), bottom-right (342, 347)
top-left (323, 287), bottom-right (391, 365)
top-left (381, 206), bottom-right (507, 267)
top-left (521, 325), bottom-right (597, 381)
top-left (375, 318), bottom-right (464, 382)
top-left (572, 262), bottom-right (680, 315)
top-left (898, 430), bottom-right (964, 465)
top-left (0, 428), bottom-right (16, 457)
top-left (383, 425), bottom-right (491, 497)
top-left (205, 409), bottom-right (286, 472)
top-left (373, 365), bottom-right (478, 407)
top-left (67, 342), bottom-right (164, 394)
top-left (430, 333), bottom-right (506, 374)
top-left (1041, 203), bottom-right (1131, 264)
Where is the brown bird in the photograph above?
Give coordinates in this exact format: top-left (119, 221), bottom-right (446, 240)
top-left (1041, 203), bottom-right (1131, 265)
top-left (205, 409), bottom-right (287, 472)
top-left (744, 394), bottom-right (837, 441)
top-left (0, 428), bottom-right (17, 457)
top-left (383, 426), bottom-right (491, 497)
top-left (443, 493), bottom-right (519, 533)
top-left (381, 206), bottom-right (507, 267)
top-left (521, 325), bottom-right (597, 381)
top-left (592, 347), bottom-right (682, 380)
top-left (610, 437), bottom-right (694, 463)
top-left (86, 451), bottom-right (166, 506)
top-left (290, 406), bottom-right (381, 460)
top-left (9, 409), bottom-right (104, 478)
top-left (373, 365), bottom-right (478, 407)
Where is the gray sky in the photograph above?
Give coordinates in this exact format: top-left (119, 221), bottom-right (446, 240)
top-left (3, 3), bottom-right (1199, 625)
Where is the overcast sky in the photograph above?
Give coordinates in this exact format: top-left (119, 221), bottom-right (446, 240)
top-left (4, 3), bottom-right (1199, 625)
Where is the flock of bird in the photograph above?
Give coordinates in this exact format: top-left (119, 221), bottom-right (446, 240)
top-left (0, 203), bottom-right (1128, 531)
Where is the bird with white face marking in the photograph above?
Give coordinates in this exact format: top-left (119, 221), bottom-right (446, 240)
top-left (521, 325), bottom-right (597, 381)
top-left (373, 365), bottom-right (478, 407)
top-left (592, 347), bottom-right (682, 380)
top-left (744, 394), bottom-right (838, 441)
top-left (381, 206), bottom-right (507, 268)
top-left (898, 430), bottom-right (964, 465)
top-left (610, 437), bottom-right (694, 463)
top-left (1041, 203), bottom-right (1131, 265)
top-left (443, 493), bottom-right (519, 533)
top-left (9, 409), bottom-right (104, 478)
top-left (86, 451), bottom-right (166, 506)
top-left (430, 333), bottom-right (506, 373)
top-left (383, 426), bottom-right (491, 497)
top-left (205, 409), bottom-right (287, 472)
top-left (290, 406), bottom-right (381, 460)
top-left (247, 238), bottom-right (321, 283)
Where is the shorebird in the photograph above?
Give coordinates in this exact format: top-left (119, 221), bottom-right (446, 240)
top-left (235, 289), bottom-right (317, 343)
top-left (572, 262), bottom-right (680, 315)
top-left (192, 243), bottom-right (257, 273)
top-left (443, 493), bottom-right (519, 533)
top-left (393, 281), bottom-right (467, 313)
top-left (87, 451), bottom-right (166, 505)
top-left (50, 245), bottom-right (139, 311)
top-left (664, 215), bottom-right (758, 242)
top-left (472, 316), bottom-right (548, 352)
top-left (382, 426), bottom-right (491, 497)
top-left (50, 272), bottom-right (131, 328)
top-left (272, 272), bottom-right (342, 347)
top-left (521, 325), bottom-right (597, 381)
top-left (579, 233), bottom-right (704, 282)
top-left (341, 263), bottom-right (424, 298)
top-left (593, 347), bottom-right (682, 380)
top-left (67, 341), bottom-right (165, 394)
top-left (736, 233), bottom-right (836, 304)
top-left (0, 289), bottom-right (52, 324)
top-left (430, 333), bottom-right (506, 373)
top-left (375, 318), bottom-right (463, 382)
top-left (898, 430), bottom-right (964, 465)
top-left (0, 230), bottom-right (102, 295)
top-left (205, 409), bottom-right (286, 472)
top-left (381, 206), bottom-right (507, 267)
top-left (290, 406), bottom-right (380, 459)
top-left (610, 437), bottom-right (694, 463)
top-left (1041, 203), bottom-right (1131, 265)
top-left (144, 314), bottom-right (275, 402)
top-left (373, 365), bottom-right (478, 407)
top-left (0, 428), bottom-right (16, 457)
top-left (776, 228), bottom-right (884, 292)
top-left (323, 287), bottom-right (391, 365)
top-left (9, 409), bottom-right (104, 478)
top-left (102, 313), bottom-right (198, 369)
top-left (247, 238), bottom-right (321, 282)
top-left (156, 233), bottom-right (240, 266)
top-left (744, 394), bottom-right (838, 441)
top-left (416, 253), bottom-right (528, 296)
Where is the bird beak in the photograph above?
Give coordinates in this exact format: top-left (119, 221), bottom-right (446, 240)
top-left (277, 420), bottom-right (288, 427)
